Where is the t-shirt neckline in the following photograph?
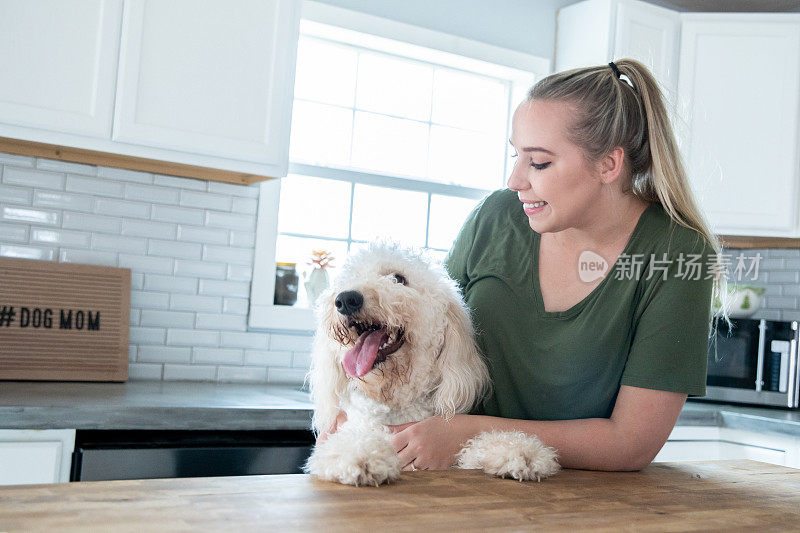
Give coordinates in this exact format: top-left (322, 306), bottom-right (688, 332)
top-left (531, 202), bottom-right (656, 319)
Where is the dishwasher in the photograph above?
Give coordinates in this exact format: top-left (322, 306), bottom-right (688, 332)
top-left (70, 429), bottom-right (315, 481)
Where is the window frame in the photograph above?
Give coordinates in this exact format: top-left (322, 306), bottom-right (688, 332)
top-left (249, 0), bottom-right (551, 332)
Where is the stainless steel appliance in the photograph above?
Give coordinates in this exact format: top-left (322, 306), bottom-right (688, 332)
top-left (696, 318), bottom-right (799, 408)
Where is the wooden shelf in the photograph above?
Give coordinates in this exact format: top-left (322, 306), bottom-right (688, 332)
top-left (0, 137), bottom-right (275, 186)
top-left (719, 235), bottom-right (800, 249)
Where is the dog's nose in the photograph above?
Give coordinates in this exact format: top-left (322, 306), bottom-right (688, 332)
top-left (335, 290), bottom-right (363, 316)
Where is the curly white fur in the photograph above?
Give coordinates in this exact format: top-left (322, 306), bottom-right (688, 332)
top-left (303, 242), bottom-right (560, 486)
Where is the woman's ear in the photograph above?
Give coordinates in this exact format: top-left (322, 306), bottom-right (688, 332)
top-left (431, 295), bottom-right (490, 419)
top-left (306, 327), bottom-right (349, 436)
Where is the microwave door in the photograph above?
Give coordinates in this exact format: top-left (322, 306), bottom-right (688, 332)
top-left (707, 319), bottom-right (762, 389)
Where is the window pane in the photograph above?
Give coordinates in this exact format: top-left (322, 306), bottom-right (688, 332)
top-left (289, 101), bottom-right (353, 167)
top-left (428, 125), bottom-right (505, 189)
top-left (432, 68), bottom-right (508, 134)
top-left (428, 195), bottom-right (480, 250)
top-left (356, 51), bottom-right (433, 122)
top-left (351, 184), bottom-right (428, 247)
top-left (294, 37), bottom-right (358, 107)
top-left (423, 248), bottom-right (448, 265)
top-left (275, 235), bottom-right (349, 308)
top-left (278, 175), bottom-right (351, 239)
top-left (350, 111), bottom-right (429, 178)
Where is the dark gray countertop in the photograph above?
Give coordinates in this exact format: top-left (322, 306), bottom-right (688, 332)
top-left (1, 381), bottom-right (799, 437)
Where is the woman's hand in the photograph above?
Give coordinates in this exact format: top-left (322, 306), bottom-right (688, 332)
top-left (315, 409), bottom-right (347, 446)
top-left (388, 414), bottom-right (475, 471)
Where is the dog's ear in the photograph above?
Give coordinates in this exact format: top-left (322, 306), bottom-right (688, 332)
top-left (431, 295), bottom-right (490, 419)
top-left (306, 331), bottom-right (349, 437)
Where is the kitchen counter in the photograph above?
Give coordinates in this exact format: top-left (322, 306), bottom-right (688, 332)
top-left (1, 380), bottom-right (799, 436)
top-left (1, 460), bottom-right (798, 531)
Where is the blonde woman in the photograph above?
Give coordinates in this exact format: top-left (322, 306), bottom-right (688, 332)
top-left (385, 59), bottom-right (729, 472)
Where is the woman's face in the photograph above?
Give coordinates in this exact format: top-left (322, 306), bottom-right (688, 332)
top-left (507, 99), bottom-right (604, 233)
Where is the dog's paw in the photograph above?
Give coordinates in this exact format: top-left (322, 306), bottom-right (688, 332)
top-left (304, 427), bottom-right (402, 487)
top-left (456, 430), bottom-right (560, 482)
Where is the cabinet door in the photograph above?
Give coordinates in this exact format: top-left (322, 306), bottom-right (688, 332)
top-left (113, 0), bottom-right (300, 177)
top-left (614, 0), bottom-right (681, 98)
top-left (0, 429), bottom-right (76, 485)
top-left (678, 17), bottom-right (800, 236)
top-left (654, 440), bottom-right (787, 466)
top-left (0, 0), bottom-right (123, 138)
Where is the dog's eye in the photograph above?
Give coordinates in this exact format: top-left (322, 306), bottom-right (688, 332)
top-left (392, 273), bottom-right (407, 286)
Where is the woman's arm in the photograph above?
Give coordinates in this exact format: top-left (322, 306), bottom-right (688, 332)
top-left (392, 385), bottom-right (686, 471)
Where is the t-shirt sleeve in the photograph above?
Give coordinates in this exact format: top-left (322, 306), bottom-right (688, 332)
top-left (620, 236), bottom-right (715, 397)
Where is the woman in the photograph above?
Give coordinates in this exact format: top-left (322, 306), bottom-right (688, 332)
top-left (321, 59), bottom-right (728, 472)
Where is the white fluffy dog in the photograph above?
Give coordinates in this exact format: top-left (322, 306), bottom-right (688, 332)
top-left (303, 242), bottom-right (560, 486)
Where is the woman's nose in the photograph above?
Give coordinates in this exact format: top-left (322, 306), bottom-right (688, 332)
top-left (506, 158), bottom-right (529, 191)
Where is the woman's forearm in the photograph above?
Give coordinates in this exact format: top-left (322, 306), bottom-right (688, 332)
top-left (460, 414), bottom-right (650, 471)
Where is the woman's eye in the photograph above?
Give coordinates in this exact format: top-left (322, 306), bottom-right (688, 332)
top-left (531, 162), bottom-right (551, 170)
top-left (392, 273), bottom-right (408, 285)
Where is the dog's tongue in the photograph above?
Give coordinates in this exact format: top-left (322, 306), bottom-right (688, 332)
top-left (343, 329), bottom-right (389, 377)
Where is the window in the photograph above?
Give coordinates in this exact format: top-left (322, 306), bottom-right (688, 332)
top-left (249, 1), bottom-right (549, 331)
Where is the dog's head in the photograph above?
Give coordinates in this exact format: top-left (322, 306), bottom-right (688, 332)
top-left (307, 242), bottom-right (489, 435)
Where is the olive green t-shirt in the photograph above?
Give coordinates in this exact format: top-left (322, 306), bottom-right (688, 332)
top-left (444, 188), bottom-right (714, 421)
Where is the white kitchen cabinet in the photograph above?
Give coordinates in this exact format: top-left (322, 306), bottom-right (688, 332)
top-left (654, 426), bottom-right (800, 469)
top-left (0, 0), bottom-right (123, 138)
top-left (677, 15), bottom-right (800, 237)
top-left (0, 0), bottom-right (301, 179)
top-left (0, 429), bottom-right (76, 485)
top-left (556, 0), bottom-right (681, 97)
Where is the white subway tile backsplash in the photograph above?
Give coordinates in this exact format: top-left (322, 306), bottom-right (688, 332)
top-left (270, 333), bottom-right (314, 352)
top-left (125, 183), bottom-right (180, 204)
top-left (218, 365), bottom-right (266, 383)
top-left (208, 181), bottom-right (259, 198)
top-left (0, 244), bottom-right (56, 260)
top-left (34, 190), bottom-right (94, 212)
top-left (37, 158), bottom-right (97, 176)
top-left (129, 363), bottom-right (163, 380)
top-left (203, 244), bottom-right (253, 265)
top-left (223, 297), bottom-right (249, 315)
top-left (121, 218), bottom-right (177, 239)
top-left (32, 228), bottom-right (90, 248)
top-left (768, 249), bottom-right (800, 258)
top-left (163, 364), bottom-right (216, 381)
top-left (167, 328), bottom-right (219, 346)
top-left (119, 253), bottom-right (173, 274)
top-left (174, 258), bottom-right (227, 279)
top-left (59, 248), bottom-right (117, 266)
top-left (193, 347), bottom-right (243, 365)
top-left (765, 296), bottom-right (798, 309)
top-left (95, 198), bottom-right (150, 219)
top-left (0, 154), bottom-right (35, 167)
top-left (131, 272), bottom-right (144, 290)
top-left (141, 309), bottom-right (195, 328)
top-left (148, 238), bottom-right (201, 260)
top-left (195, 313), bottom-right (247, 331)
top-left (199, 279), bottom-right (250, 298)
top-left (227, 264), bottom-right (253, 282)
top-left (151, 204), bottom-right (203, 225)
top-left (170, 293), bottom-right (223, 313)
top-left (130, 308), bottom-right (141, 326)
top-left (139, 346), bottom-right (191, 364)
top-left (92, 233), bottom-right (147, 254)
top-left (153, 174), bottom-right (207, 191)
top-left (767, 271), bottom-right (799, 284)
top-left (1, 206), bottom-right (60, 226)
top-left (231, 197), bottom-right (258, 215)
top-left (292, 352), bottom-right (312, 368)
top-left (0, 223), bottom-right (28, 242)
top-left (98, 166), bottom-right (154, 184)
top-left (131, 290), bottom-right (171, 310)
top-left (245, 350), bottom-right (292, 367)
top-left (205, 211), bottom-right (255, 231)
top-left (180, 190), bottom-right (232, 211)
top-left (3, 166), bottom-right (65, 190)
top-left (63, 211), bottom-right (121, 233)
top-left (0, 184), bottom-right (32, 204)
top-left (67, 175), bottom-right (124, 197)
top-left (220, 331), bottom-right (268, 349)
top-left (177, 224), bottom-right (228, 245)
top-left (229, 230), bottom-right (256, 248)
top-left (130, 326), bottom-right (167, 345)
top-left (144, 274), bottom-right (198, 294)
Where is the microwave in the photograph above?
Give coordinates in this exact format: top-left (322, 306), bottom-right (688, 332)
top-left (696, 318), bottom-right (799, 408)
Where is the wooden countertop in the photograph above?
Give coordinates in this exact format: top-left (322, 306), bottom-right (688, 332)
top-left (1, 460), bottom-right (799, 532)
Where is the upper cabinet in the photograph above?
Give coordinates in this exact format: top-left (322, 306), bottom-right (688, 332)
top-left (557, 1), bottom-right (800, 238)
top-left (556, 0), bottom-right (681, 97)
top-left (678, 15), bottom-right (800, 237)
top-left (0, 0), bottom-right (301, 182)
top-left (0, 0), bottom-right (123, 139)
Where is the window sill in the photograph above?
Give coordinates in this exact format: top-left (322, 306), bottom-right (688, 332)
top-left (248, 304), bottom-right (316, 333)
